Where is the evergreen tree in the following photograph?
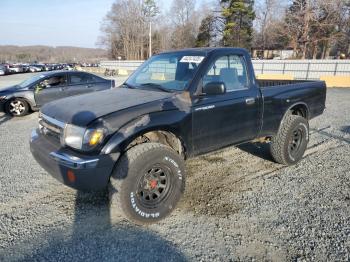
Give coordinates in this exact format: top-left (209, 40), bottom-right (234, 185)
top-left (221, 0), bottom-right (255, 49)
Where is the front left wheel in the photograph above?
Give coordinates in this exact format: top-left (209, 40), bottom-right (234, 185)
top-left (109, 143), bottom-right (185, 225)
top-left (6, 98), bottom-right (29, 117)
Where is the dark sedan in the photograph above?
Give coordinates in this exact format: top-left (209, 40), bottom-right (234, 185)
top-left (0, 71), bottom-right (115, 116)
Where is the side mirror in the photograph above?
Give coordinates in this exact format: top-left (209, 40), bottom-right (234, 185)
top-left (203, 82), bottom-right (226, 95)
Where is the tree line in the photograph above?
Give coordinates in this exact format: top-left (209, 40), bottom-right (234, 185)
top-left (0, 45), bottom-right (107, 63)
top-left (99, 0), bottom-right (350, 60)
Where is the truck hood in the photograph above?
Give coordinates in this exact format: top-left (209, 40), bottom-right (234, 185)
top-left (40, 88), bottom-right (173, 126)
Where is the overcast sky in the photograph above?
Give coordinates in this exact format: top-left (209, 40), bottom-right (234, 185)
top-left (0, 0), bottom-right (206, 48)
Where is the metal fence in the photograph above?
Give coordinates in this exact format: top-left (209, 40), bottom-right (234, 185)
top-left (100, 59), bottom-right (350, 80)
top-left (100, 60), bottom-right (144, 72)
top-left (253, 60), bottom-right (350, 80)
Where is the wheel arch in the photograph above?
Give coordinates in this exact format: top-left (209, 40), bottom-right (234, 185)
top-left (278, 102), bottom-right (309, 131)
top-left (125, 129), bottom-right (186, 158)
top-left (288, 102), bottom-right (309, 120)
top-left (5, 96), bottom-right (35, 112)
top-left (101, 115), bottom-right (189, 159)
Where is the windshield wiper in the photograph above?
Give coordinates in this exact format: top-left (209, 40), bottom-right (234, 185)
top-left (139, 83), bottom-right (172, 93)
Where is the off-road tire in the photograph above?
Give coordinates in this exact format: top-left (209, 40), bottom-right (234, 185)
top-left (109, 143), bottom-right (185, 225)
top-left (6, 98), bottom-right (29, 117)
top-left (270, 115), bottom-right (309, 165)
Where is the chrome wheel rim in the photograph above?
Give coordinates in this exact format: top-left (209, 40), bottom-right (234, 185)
top-left (9, 100), bottom-right (25, 116)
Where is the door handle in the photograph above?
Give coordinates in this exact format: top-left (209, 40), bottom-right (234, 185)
top-left (245, 97), bottom-right (255, 105)
top-left (86, 84), bottom-right (92, 88)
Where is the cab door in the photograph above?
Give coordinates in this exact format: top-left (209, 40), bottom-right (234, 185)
top-left (192, 53), bottom-right (261, 154)
top-left (34, 73), bottom-right (68, 106)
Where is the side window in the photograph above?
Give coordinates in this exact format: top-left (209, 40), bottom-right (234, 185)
top-left (36, 75), bottom-right (67, 90)
top-left (88, 75), bottom-right (101, 83)
top-left (203, 55), bottom-right (249, 92)
top-left (70, 73), bottom-right (89, 84)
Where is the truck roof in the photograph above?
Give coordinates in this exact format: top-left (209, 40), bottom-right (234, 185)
top-left (159, 47), bottom-right (249, 56)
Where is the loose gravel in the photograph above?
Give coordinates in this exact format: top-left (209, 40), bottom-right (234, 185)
top-left (0, 74), bottom-right (349, 261)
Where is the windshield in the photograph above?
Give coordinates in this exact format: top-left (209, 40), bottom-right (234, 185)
top-left (18, 74), bottom-right (46, 88)
top-left (125, 53), bottom-right (206, 91)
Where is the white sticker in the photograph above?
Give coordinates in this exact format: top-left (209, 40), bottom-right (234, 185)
top-left (180, 56), bottom-right (205, 64)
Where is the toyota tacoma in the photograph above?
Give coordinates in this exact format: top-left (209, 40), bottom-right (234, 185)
top-left (30, 48), bottom-right (327, 224)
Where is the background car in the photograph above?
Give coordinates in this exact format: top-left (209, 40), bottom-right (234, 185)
top-left (0, 65), bottom-right (7, 75)
top-left (0, 71), bottom-right (115, 116)
top-left (8, 65), bottom-right (23, 73)
top-left (29, 66), bottom-right (42, 72)
top-left (64, 64), bottom-right (74, 70)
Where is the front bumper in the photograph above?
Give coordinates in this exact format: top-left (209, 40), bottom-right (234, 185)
top-left (0, 100), bottom-right (6, 112)
top-left (30, 129), bottom-right (120, 191)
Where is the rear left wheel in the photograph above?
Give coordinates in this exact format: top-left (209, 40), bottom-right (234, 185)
top-left (270, 115), bottom-right (309, 165)
top-left (6, 98), bottom-right (29, 117)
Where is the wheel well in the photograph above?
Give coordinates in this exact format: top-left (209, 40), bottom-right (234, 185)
top-left (6, 97), bottom-right (32, 110)
top-left (289, 104), bottom-right (308, 119)
top-left (126, 130), bottom-right (186, 159)
top-left (4, 97), bottom-right (33, 112)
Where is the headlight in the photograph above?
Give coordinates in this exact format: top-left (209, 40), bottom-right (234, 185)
top-left (63, 124), bottom-right (85, 149)
top-left (63, 124), bottom-right (105, 151)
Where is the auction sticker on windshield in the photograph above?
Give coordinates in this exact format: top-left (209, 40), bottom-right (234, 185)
top-left (180, 56), bottom-right (205, 64)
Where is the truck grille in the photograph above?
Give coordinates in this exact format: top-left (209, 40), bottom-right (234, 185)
top-left (38, 113), bottom-right (65, 141)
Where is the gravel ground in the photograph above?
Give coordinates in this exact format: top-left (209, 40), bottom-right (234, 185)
top-left (0, 74), bottom-right (349, 261)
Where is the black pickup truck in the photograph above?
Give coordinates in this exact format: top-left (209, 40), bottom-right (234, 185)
top-left (30, 48), bottom-right (326, 224)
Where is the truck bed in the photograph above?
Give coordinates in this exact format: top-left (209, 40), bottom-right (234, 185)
top-left (257, 79), bottom-right (327, 137)
top-left (257, 79), bottom-right (315, 87)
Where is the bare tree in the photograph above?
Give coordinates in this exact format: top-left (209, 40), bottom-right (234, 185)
top-left (284, 0), bottom-right (314, 59)
top-left (282, 0), bottom-right (347, 59)
top-left (97, 0), bottom-right (349, 60)
top-left (313, 0), bottom-right (349, 59)
top-left (100, 0), bottom-right (152, 60)
top-left (336, 0), bottom-right (350, 56)
top-left (254, 0), bottom-right (289, 50)
top-left (170, 0), bottom-right (199, 49)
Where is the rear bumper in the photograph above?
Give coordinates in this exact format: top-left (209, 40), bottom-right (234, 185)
top-left (30, 129), bottom-right (120, 191)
